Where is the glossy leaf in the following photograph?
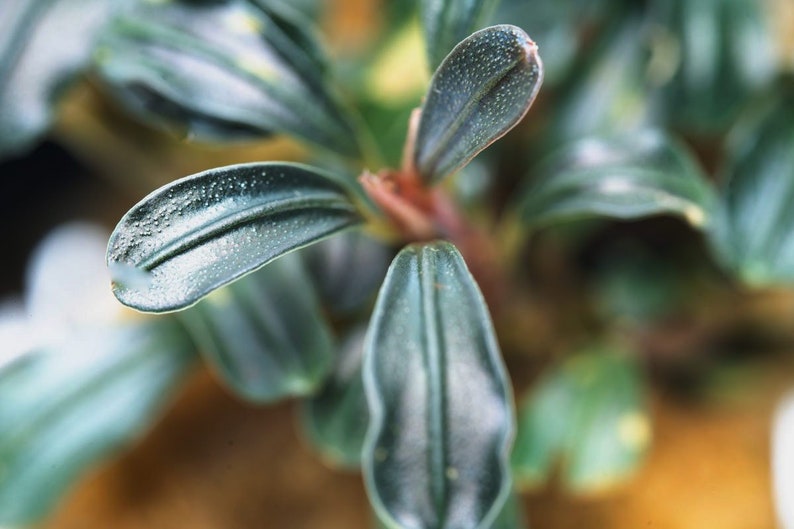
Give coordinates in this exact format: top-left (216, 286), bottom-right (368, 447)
top-left (420, 0), bottom-right (500, 70)
top-left (179, 253), bottom-right (333, 403)
top-left (305, 230), bottom-right (394, 314)
top-left (518, 130), bottom-right (716, 228)
top-left (413, 25), bottom-right (543, 184)
top-left (709, 93), bottom-right (794, 286)
top-left (301, 327), bottom-right (369, 468)
top-left (107, 162), bottom-right (361, 313)
top-left (0, 0), bottom-right (116, 157)
top-left (95, 0), bottom-right (360, 156)
top-left (512, 350), bottom-right (650, 493)
top-left (653, 0), bottom-right (776, 133)
top-left (364, 242), bottom-right (514, 529)
top-left (0, 318), bottom-right (196, 525)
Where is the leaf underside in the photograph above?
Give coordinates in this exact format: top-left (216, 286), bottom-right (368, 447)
top-left (363, 241), bottom-right (513, 529)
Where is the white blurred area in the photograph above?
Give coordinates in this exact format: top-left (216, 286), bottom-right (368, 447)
top-left (0, 222), bottom-right (127, 369)
top-left (774, 391), bottom-right (794, 529)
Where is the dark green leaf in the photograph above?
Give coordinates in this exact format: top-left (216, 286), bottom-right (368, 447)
top-left (518, 130), bottom-right (716, 228)
top-left (305, 230), bottom-right (394, 314)
top-left (300, 327), bottom-right (369, 468)
top-left (709, 92), bottom-right (794, 286)
top-left (512, 349), bottom-right (650, 493)
top-left (0, 318), bottom-right (196, 525)
top-left (413, 25), bottom-right (543, 184)
top-left (420, 0), bottom-right (500, 70)
top-left (107, 162), bottom-right (361, 313)
top-left (364, 241), bottom-right (514, 529)
top-left (179, 253), bottom-right (333, 403)
top-left (95, 0), bottom-right (360, 156)
top-left (0, 0), bottom-right (116, 157)
top-left (653, 0), bottom-right (776, 134)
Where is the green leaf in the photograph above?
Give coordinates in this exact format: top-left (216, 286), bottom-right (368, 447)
top-left (517, 130), bottom-right (716, 229)
top-left (0, 0), bottom-right (116, 157)
top-left (95, 0), bottom-right (361, 156)
top-left (107, 162), bottom-right (361, 313)
top-left (363, 241), bottom-right (514, 529)
top-left (0, 318), bottom-right (196, 525)
top-left (179, 252), bottom-right (333, 403)
top-left (305, 230), bottom-right (394, 314)
top-left (420, 0), bottom-right (500, 70)
top-left (300, 326), bottom-right (369, 468)
top-left (654, 0), bottom-right (776, 134)
top-left (512, 349), bottom-right (650, 493)
top-left (489, 489), bottom-right (527, 529)
top-left (709, 92), bottom-right (794, 286)
top-left (413, 25), bottom-right (543, 184)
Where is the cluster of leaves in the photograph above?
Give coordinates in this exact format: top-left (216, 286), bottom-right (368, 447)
top-left (2, 0), bottom-right (794, 527)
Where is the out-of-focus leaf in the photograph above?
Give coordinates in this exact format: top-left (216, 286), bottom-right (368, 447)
top-left (0, 318), bottom-right (196, 525)
top-left (518, 130), bottom-right (716, 229)
top-left (653, 0), bottom-right (776, 134)
top-left (0, 0), bottom-right (117, 157)
top-left (490, 489), bottom-right (527, 529)
top-left (301, 327), bottom-right (369, 468)
top-left (95, 0), bottom-right (360, 156)
top-left (420, 0), bottom-right (500, 70)
top-left (305, 230), bottom-right (393, 314)
top-left (413, 25), bottom-right (543, 184)
top-left (709, 93), bottom-right (794, 286)
top-left (363, 241), bottom-right (514, 529)
top-left (512, 349), bottom-right (650, 494)
top-left (773, 391), bottom-right (794, 529)
top-left (179, 253), bottom-right (333, 403)
top-left (548, 12), bottom-right (653, 144)
top-left (107, 162), bottom-right (361, 313)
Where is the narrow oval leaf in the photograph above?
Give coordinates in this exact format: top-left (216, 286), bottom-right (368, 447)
top-left (300, 327), bottom-right (369, 468)
top-left (654, 0), bottom-right (776, 133)
top-left (107, 162), bottom-right (361, 313)
top-left (363, 241), bottom-right (514, 529)
top-left (709, 93), bottom-right (794, 286)
top-left (517, 130), bottom-right (717, 228)
top-left (0, 0), bottom-right (116, 157)
top-left (179, 253), bottom-right (333, 403)
top-left (414, 25), bottom-right (543, 184)
top-left (420, 0), bottom-right (500, 70)
top-left (95, 0), bottom-right (360, 156)
top-left (512, 349), bottom-right (650, 494)
top-left (0, 318), bottom-right (196, 525)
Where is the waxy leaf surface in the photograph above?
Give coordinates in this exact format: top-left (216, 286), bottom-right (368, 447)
top-left (414, 25), bottom-right (543, 184)
top-left (364, 242), bottom-right (513, 529)
top-left (709, 93), bottom-right (794, 286)
top-left (0, 318), bottom-right (195, 525)
top-left (301, 327), bottom-right (369, 468)
top-left (95, 0), bottom-right (360, 156)
top-left (179, 253), bottom-right (333, 403)
top-left (107, 162), bottom-right (361, 313)
top-left (512, 350), bottom-right (650, 493)
top-left (420, 0), bottom-right (499, 70)
top-left (0, 0), bottom-right (116, 156)
top-left (518, 130), bottom-right (716, 228)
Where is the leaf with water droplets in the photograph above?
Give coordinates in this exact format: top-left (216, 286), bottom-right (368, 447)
top-left (95, 0), bottom-right (361, 156)
top-left (0, 318), bottom-right (196, 525)
top-left (0, 0), bottom-right (116, 157)
top-left (512, 349), bottom-right (650, 493)
top-left (363, 241), bottom-right (514, 529)
top-left (300, 326), bottom-right (369, 468)
top-left (420, 0), bottom-right (500, 70)
top-left (517, 130), bottom-right (717, 228)
top-left (107, 162), bottom-right (362, 313)
top-left (179, 252), bottom-right (333, 403)
top-left (708, 92), bottom-right (794, 286)
top-left (413, 25), bottom-right (543, 184)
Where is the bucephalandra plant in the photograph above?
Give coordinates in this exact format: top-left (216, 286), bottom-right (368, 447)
top-left (105, 21), bottom-right (543, 528)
